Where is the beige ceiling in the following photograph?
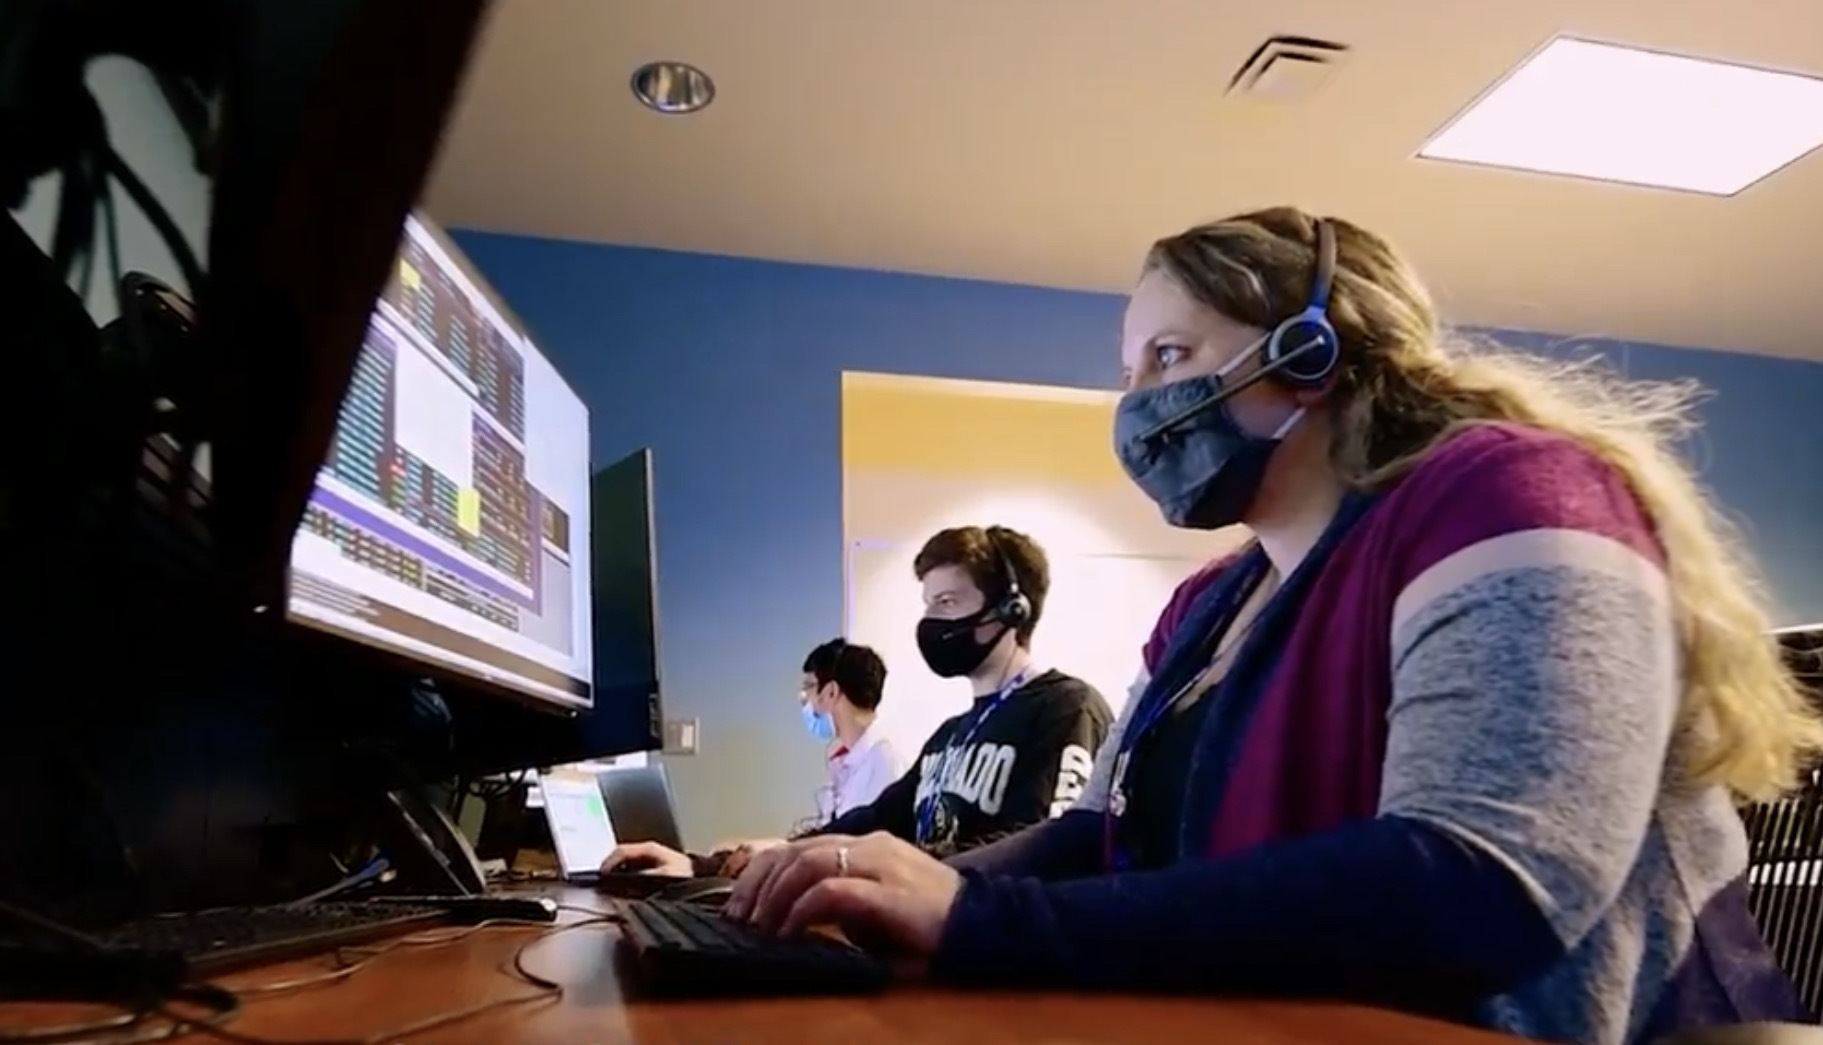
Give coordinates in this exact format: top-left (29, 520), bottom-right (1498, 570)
top-left (423, 0), bottom-right (1823, 361)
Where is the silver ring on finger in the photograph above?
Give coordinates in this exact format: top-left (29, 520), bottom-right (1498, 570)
top-left (835, 845), bottom-right (851, 878)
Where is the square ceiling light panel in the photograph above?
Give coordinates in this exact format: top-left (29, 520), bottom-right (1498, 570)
top-left (1419, 37), bottom-right (1823, 196)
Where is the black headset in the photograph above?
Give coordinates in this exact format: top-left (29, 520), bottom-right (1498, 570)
top-left (982, 530), bottom-right (1033, 629)
top-left (1137, 217), bottom-right (1341, 445)
top-left (1258, 216), bottom-right (1341, 388)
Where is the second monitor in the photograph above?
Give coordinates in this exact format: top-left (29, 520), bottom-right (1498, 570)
top-left (285, 213), bottom-right (594, 710)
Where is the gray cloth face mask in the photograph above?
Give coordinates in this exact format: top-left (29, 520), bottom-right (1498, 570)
top-left (1112, 337), bottom-right (1304, 530)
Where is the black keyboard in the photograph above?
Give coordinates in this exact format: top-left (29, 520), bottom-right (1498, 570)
top-left (614, 898), bottom-right (890, 997)
top-left (73, 903), bottom-right (447, 974)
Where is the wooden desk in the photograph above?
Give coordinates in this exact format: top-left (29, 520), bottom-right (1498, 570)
top-left (2, 886), bottom-right (1520, 1045)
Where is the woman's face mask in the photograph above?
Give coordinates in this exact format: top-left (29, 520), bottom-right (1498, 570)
top-left (1113, 331), bottom-right (1304, 530)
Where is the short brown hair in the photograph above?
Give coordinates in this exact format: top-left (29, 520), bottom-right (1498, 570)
top-left (912, 525), bottom-right (1049, 646)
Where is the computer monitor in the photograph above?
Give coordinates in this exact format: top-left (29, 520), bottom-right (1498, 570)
top-left (598, 765), bottom-right (685, 851)
top-left (286, 213), bottom-right (594, 710)
top-left (588, 449), bottom-right (665, 750)
top-left (443, 450), bottom-right (665, 775)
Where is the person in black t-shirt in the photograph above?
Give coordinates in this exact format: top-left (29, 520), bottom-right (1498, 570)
top-left (600, 525), bottom-right (1114, 879)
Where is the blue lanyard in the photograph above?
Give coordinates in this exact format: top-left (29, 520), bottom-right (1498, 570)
top-left (1101, 553), bottom-right (1270, 870)
top-left (915, 669), bottom-right (1032, 844)
top-left (1097, 494), bottom-right (1377, 871)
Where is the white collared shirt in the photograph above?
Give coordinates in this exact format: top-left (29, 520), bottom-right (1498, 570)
top-left (817, 719), bottom-right (906, 823)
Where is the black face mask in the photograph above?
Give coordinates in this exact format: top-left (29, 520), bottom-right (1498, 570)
top-left (916, 608), bottom-right (1007, 679)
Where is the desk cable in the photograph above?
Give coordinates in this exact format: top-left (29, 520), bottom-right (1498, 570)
top-left (0, 900), bottom-right (621, 1045)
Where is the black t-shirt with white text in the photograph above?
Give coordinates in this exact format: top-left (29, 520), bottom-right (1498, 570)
top-left (810, 669), bottom-right (1113, 857)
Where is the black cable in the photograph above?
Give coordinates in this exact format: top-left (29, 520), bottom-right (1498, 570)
top-left (48, 144), bottom-right (97, 286)
top-left (0, 898), bottom-right (195, 1045)
top-left (64, 748), bottom-right (142, 887)
top-left (0, 909), bottom-right (605, 1045)
top-left (161, 918), bottom-right (604, 1045)
top-left (233, 917), bottom-right (562, 998)
top-left (64, 149), bottom-right (100, 303)
top-left (287, 858), bottom-right (390, 906)
top-left (19, 79), bottom-right (205, 541)
top-left (99, 176), bottom-right (121, 305)
top-left (76, 95), bottom-right (115, 309)
top-left (0, 897), bottom-right (104, 951)
top-left (459, 769), bottom-right (530, 805)
top-left (97, 142), bottom-right (202, 298)
top-left (151, 74), bottom-right (214, 175)
top-left (37, 82), bottom-right (106, 291)
top-left (75, 200), bottom-right (94, 304)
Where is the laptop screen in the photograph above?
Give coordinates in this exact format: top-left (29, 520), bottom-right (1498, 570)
top-left (538, 773), bottom-right (618, 877)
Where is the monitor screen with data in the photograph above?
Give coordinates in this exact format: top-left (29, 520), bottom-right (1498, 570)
top-left (287, 213), bottom-right (593, 709)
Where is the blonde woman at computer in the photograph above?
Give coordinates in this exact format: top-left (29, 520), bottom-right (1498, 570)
top-left (725, 208), bottom-right (1821, 1045)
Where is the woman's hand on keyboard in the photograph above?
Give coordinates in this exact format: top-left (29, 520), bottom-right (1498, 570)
top-left (723, 832), bottom-right (963, 959)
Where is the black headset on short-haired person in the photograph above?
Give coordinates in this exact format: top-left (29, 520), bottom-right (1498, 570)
top-left (981, 530), bottom-right (1033, 630)
top-left (1138, 217), bottom-right (1342, 445)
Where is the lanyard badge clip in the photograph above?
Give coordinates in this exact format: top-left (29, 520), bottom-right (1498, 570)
top-left (1107, 751), bottom-right (1132, 818)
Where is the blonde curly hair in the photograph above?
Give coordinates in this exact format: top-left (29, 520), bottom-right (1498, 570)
top-left (1147, 206), bottom-right (1823, 801)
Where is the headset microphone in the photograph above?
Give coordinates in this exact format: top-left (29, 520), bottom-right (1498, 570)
top-left (1137, 218), bottom-right (1341, 447)
top-left (1138, 335), bottom-right (1328, 445)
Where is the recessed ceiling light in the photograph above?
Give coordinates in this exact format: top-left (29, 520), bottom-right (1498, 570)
top-left (1418, 37), bottom-right (1823, 196)
top-left (630, 61), bottom-right (715, 115)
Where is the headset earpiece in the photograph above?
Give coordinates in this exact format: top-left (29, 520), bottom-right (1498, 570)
top-left (1261, 217), bottom-right (1340, 389)
top-left (994, 584), bottom-right (1032, 629)
top-left (985, 535), bottom-right (1032, 629)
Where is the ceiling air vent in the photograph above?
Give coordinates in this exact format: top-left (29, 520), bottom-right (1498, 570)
top-left (1227, 36), bottom-right (1350, 103)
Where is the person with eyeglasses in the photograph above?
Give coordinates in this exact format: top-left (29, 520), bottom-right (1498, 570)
top-left (601, 524), bottom-right (1114, 878)
top-left (796, 638), bottom-right (904, 828)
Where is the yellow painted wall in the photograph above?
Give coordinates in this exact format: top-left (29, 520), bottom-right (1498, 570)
top-left (837, 371), bottom-right (1230, 755)
top-left (840, 372), bottom-right (1125, 486)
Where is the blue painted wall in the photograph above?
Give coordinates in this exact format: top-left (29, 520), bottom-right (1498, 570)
top-left (453, 231), bottom-right (1823, 843)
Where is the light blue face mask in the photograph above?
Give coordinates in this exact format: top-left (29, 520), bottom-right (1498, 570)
top-left (800, 700), bottom-right (836, 742)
